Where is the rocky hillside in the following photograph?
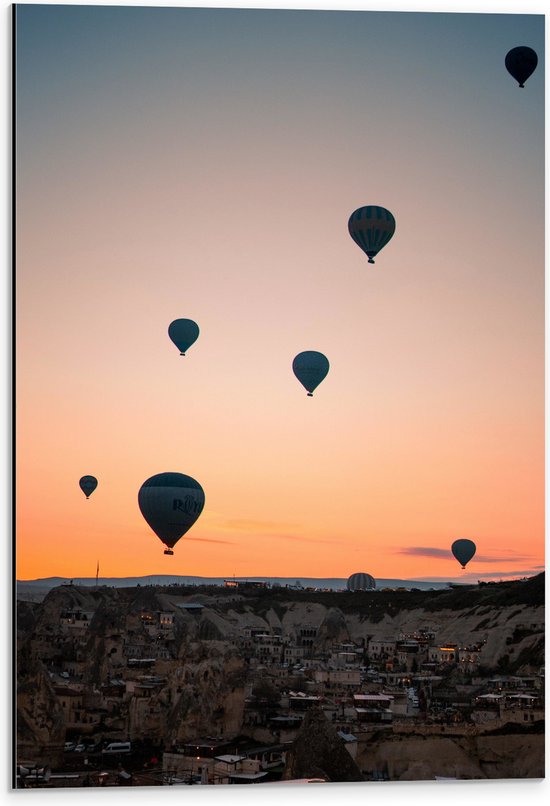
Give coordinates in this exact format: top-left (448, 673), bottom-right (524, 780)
top-left (16, 574), bottom-right (544, 770)
top-left (357, 724), bottom-right (544, 780)
top-left (232, 574), bottom-right (543, 672)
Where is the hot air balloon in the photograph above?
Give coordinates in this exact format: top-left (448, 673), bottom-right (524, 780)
top-left (79, 476), bottom-right (98, 499)
top-left (347, 572), bottom-right (376, 591)
top-left (168, 319), bottom-right (200, 356)
top-left (138, 472), bottom-right (205, 555)
top-left (292, 351), bottom-right (329, 396)
top-left (505, 46), bottom-right (538, 87)
top-left (348, 205), bottom-right (396, 264)
top-left (451, 539), bottom-right (476, 569)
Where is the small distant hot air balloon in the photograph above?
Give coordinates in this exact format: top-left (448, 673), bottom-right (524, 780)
top-left (451, 539), bottom-right (476, 569)
top-left (505, 46), bottom-right (538, 87)
top-left (79, 476), bottom-right (98, 499)
top-left (292, 351), bottom-right (329, 396)
top-left (348, 205), bottom-right (396, 264)
top-left (138, 472), bottom-right (205, 555)
top-left (168, 319), bottom-right (200, 356)
top-left (347, 572), bottom-right (376, 591)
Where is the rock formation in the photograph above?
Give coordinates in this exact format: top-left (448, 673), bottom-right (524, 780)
top-left (282, 706), bottom-right (363, 782)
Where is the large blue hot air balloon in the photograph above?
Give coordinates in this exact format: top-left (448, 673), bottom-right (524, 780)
top-left (347, 572), bottom-right (376, 591)
top-left (292, 351), bottom-right (330, 396)
top-left (138, 472), bottom-right (205, 555)
top-left (505, 46), bottom-right (538, 88)
top-left (168, 319), bottom-right (200, 356)
top-left (79, 476), bottom-right (98, 499)
top-left (451, 539), bottom-right (476, 569)
top-left (348, 205), bottom-right (396, 264)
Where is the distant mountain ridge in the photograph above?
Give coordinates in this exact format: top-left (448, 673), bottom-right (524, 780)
top-left (16, 574), bottom-right (453, 596)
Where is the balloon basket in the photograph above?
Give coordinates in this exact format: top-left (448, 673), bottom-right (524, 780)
top-left (164, 549), bottom-right (174, 556)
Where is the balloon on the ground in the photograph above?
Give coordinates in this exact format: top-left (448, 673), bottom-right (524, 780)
top-left (505, 46), bottom-right (538, 87)
top-left (138, 472), bottom-right (205, 555)
top-left (347, 572), bottom-right (376, 591)
top-left (168, 319), bottom-right (200, 355)
top-left (348, 205), bottom-right (396, 264)
top-left (451, 538), bottom-right (476, 569)
top-left (79, 476), bottom-right (98, 499)
top-left (292, 351), bottom-right (330, 396)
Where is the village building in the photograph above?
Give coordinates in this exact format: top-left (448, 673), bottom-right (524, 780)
top-left (311, 669), bottom-right (361, 688)
top-left (59, 610), bottom-right (95, 637)
top-left (428, 643), bottom-right (458, 664)
top-left (367, 639), bottom-right (396, 660)
top-left (353, 693), bottom-right (393, 725)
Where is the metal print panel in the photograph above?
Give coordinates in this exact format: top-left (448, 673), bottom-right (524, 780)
top-left (14, 1), bottom-right (545, 789)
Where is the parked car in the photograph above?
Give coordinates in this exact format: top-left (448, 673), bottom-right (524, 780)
top-left (102, 742), bottom-right (131, 755)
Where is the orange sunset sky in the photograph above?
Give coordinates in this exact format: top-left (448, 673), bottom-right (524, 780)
top-left (15, 4), bottom-right (544, 584)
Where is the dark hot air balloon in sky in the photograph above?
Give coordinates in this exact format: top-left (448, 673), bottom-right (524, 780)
top-left (292, 351), bottom-right (329, 396)
top-left (348, 205), bottom-right (396, 264)
top-left (347, 572), bottom-right (376, 591)
top-left (505, 46), bottom-right (538, 87)
top-left (451, 538), bottom-right (476, 569)
top-left (168, 319), bottom-right (200, 355)
top-left (79, 476), bottom-right (98, 499)
top-left (138, 472), bottom-right (205, 555)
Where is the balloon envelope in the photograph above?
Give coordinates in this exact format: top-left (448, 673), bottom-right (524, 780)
top-left (505, 46), bottom-right (538, 87)
top-left (292, 351), bottom-right (329, 395)
top-left (348, 205), bottom-right (396, 263)
top-left (347, 572), bottom-right (376, 591)
top-left (451, 539), bottom-right (476, 569)
top-left (79, 475), bottom-right (98, 499)
top-left (168, 319), bottom-right (200, 355)
top-left (138, 472), bottom-right (205, 551)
